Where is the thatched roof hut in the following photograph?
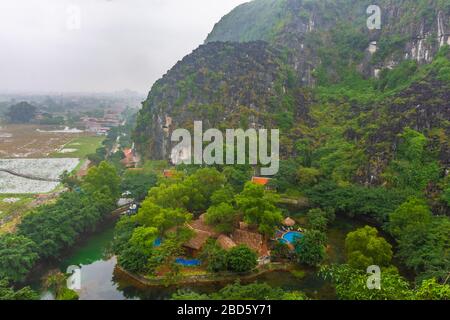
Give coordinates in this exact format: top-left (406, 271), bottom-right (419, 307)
top-left (283, 217), bottom-right (296, 227)
top-left (184, 230), bottom-right (211, 251)
top-left (187, 214), bottom-right (218, 236)
top-left (239, 221), bottom-right (249, 230)
top-left (231, 229), bottom-right (268, 256)
top-left (217, 235), bottom-right (236, 251)
top-left (183, 214), bottom-right (218, 252)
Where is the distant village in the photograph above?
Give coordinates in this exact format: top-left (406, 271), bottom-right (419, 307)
top-left (80, 111), bottom-right (124, 136)
top-left (0, 92), bottom-right (144, 136)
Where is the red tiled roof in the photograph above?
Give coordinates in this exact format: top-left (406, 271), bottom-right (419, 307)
top-left (123, 148), bottom-right (133, 157)
top-left (121, 148), bottom-right (136, 167)
top-left (251, 177), bottom-right (271, 186)
top-left (163, 170), bottom-right (175, 178)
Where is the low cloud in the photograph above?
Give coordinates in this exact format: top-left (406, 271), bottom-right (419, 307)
top-left (0, 0), bottom-right (248, 93)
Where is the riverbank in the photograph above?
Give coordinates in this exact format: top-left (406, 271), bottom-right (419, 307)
top-left (115, 262), bottom-right (299, 287)
top-left (26, 213), bottom-right (120, 291)
top-left (29, 212), bottom-right (409, 300)
top-left (29, 219), bottom-right (335, 300)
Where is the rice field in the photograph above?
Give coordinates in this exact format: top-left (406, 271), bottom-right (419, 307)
top-left (0, 125), bottom-right (104, 232)
top-left (0, 158), bottom-right (79, 194)
top-left (0, 125), bottom-right (103, 193)
top-left (0, 124), bottom-right (86, 158)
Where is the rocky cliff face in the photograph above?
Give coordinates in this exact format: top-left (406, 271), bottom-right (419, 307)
top-left (135, 0), bottom-right (450, 181)
top-left (134, 41), bottom-right (307, 159)
top-left (364, 61), bottom-right (450, 184)
top-left (207, 0), bottom-right (450, 84)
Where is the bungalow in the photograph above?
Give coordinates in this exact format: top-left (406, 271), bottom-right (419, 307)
top-left (283, 217), bottom-right (296, 227)
top-left (121, 148), bottom-right (137, 168)
top-left (183, 229), bottom-right (211, 256)
top-left (230, 229), bottom-right (269, 257)
top-left (163, 169), bottom-right (176, 178)
top-left (183, 214), bottom-right (218, 256)
top-left (181, 214), bottom-right (270, 259)
top-left (217, 235), bottom-right (237, 251)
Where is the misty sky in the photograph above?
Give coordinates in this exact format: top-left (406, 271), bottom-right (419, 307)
top-left (0, 0), bottom-right (248, 94)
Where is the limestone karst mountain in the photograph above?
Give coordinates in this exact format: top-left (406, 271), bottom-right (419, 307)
top-left (134, 0), bottom-right (449, 188)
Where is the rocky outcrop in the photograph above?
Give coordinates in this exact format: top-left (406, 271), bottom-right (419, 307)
top-left (135, 0), bottom-right (450, 168)
top-left (207, 0), bottom-right (450, 83)
top-left (134, 41), bottom-right (307, 159)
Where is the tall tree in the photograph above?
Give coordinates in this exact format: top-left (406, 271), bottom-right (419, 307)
top-left (0, 234), bottom-right (38, 282)
top-left (235, 182), bottom-right (282, 236)
top-left (0, 279), bottom-right (39, 300)
top-left (133, 200), bottom-right (192, 233)
top-left (6, 102), bottom-right (36, 123)
top-left (226, 245), bottom-right (258, 273)
top-left (397, 216), bottom-right (450, 282)
top-left (388, 197), bottom-right (432, 239)
top-left (205, 203), bottom-right (238, 234)
top-left (121, 171), bottom-right (157, 201)
top-left (345, 226), bottom-right (393, 270)
top-left (321, 265), bottom-right (413, 300)
top-left (83, 161), bottom-right (121, 201)
top-left (295, 230), bottom-right (327, 267)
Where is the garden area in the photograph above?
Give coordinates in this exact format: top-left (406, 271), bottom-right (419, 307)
top-left (112, 161), bottom-right (450, 300)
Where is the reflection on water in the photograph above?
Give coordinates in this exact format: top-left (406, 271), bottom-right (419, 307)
top-left (56, 226), bottom-right (129, 300)
top-left (112, 269), bottom-right (335, 300)
top-left (73, 257), bottom-right (129, 300)
top-left (40, 216), bottom-right (368, 300)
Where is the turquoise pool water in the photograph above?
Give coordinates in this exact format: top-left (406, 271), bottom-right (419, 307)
top-left (175, 258), bottom-right (201, 267)
top-left (153, 238), bottom-right (162, 247)
top-left (282, 231), bottom-right (304, 244)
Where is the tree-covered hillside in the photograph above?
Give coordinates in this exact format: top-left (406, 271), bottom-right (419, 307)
top-left (133, 0), bottom-right (450, 287)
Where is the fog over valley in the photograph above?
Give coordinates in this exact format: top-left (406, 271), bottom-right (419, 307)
top-left (0, 0), bottom-right (248, 93)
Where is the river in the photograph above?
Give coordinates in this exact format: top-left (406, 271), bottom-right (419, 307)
top-left (36, 215), bottom-right (368, 300)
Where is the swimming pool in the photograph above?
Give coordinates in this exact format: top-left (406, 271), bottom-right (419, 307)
top-left (153, 238), bottom-right (162, 247)
top-left (282, 231), bottom-right (304, 244)
top-left (175, 258), bottom-right (201, 267)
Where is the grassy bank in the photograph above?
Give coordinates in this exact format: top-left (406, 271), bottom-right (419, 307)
top-left (51, 136), bottom-right (104, 159)
top-left (0, 195), bottom-right (33, 234)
